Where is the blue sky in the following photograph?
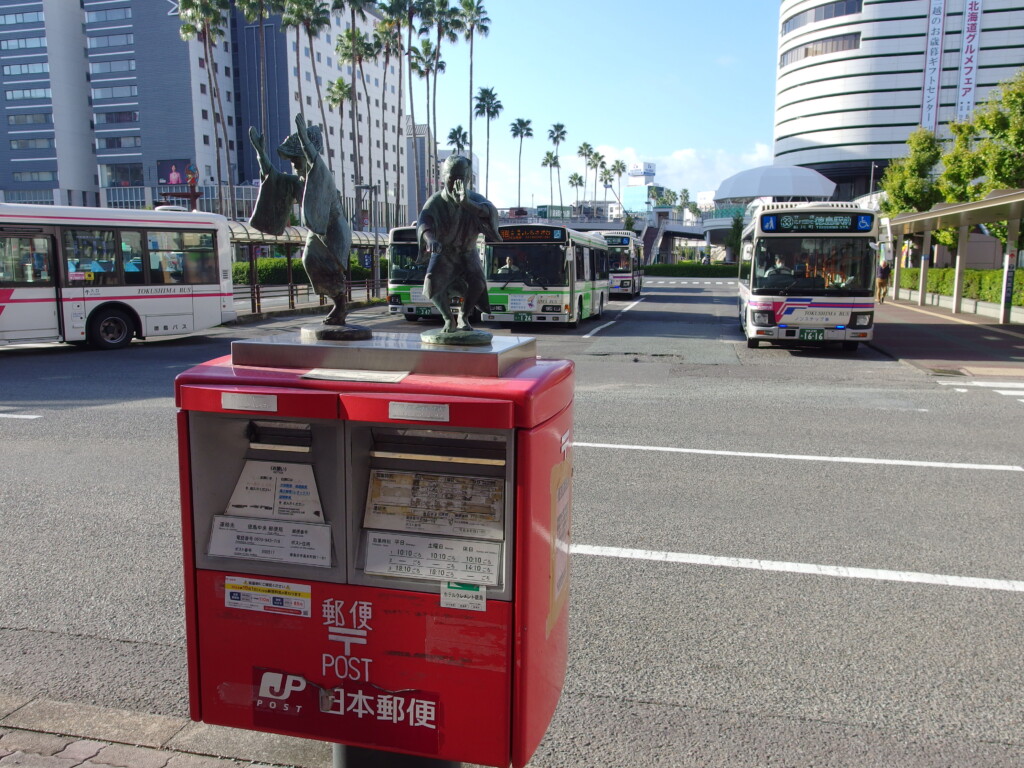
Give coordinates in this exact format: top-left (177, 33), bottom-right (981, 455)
top-left (426, 0), bottom-right (782, 209)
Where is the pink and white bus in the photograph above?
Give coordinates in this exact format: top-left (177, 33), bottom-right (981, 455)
top-left (0, 203), bottom-right (235, 349)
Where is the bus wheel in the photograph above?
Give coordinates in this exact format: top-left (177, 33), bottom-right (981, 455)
top-left (746, 338), bottom-right (759, 349)
top-left (567, 299), bottom-right (583, 329)
top-left (596, 297), bottom-right (604, 319)
top-left (842, 340), bottom-right (860, 352)
top-left (88, 308), bottom-right (134, 350)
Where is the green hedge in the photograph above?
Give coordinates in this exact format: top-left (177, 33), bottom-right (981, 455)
top-left (233, 256), bottom-right (386, 285)
top-left (898, 267), bottom-right (1023, 307)
top-left (644, 261), bottom-right (749, 278)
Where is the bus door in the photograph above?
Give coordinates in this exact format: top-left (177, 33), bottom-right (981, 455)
top-left (0, 230), bottom-right (61, 342)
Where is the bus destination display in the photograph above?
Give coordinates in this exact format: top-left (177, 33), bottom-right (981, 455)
top-left (762, 213), bottom-right (874, 233)
top-left (500, 226), bottom-right (564, 242)
top-left (604, 236), bottom-right (630, 245)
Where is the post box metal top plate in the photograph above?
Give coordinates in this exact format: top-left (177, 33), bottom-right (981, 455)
top-left (230, 330), bottom-right (538, 378)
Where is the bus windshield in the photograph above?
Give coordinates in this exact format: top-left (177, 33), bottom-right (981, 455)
top-left (486, 244), bottom-right (568, 287)
top-left (608, 248), bottom-right (633, 273)
top-left (750, 236), bottom-right (873, 294)
top-left (388, 242), bottom-right (425, 284)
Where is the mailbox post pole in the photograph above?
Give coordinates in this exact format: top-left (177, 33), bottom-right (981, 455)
top-left (333, 743), bottom-right (461, 767)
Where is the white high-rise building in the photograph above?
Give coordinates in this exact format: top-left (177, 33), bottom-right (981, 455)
top-left (774, 0), bottom-right (1024, 200)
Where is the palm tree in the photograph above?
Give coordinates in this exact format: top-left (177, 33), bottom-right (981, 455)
top-left (378, 0), bottom-right (407, 222)
top-left (568, 172), bottom-right (584, 209)
top-left (576, 142), bottom-right (593, 208)
top-left (281, 1), bottom-right (308, 113)
top-left (600, 167), bottom-right (613, 209)
top-left (547, 123), bottom-right (566, 214)
top-left (510, 118), bottom-right (532, 209)
top-left (473, 86), bottom-right (502, 198)
top-left (541, 151), bottom-right (558, 210)
top-left (338, 28), bottom-right (378, 223)
top-left (374, 13), bottom-right (403, 228)
top-left (293, 0), bottom-right (333, 171)
top-left (179, 0), bottom-right (230, 214)
top-left (425, 1), bottom-right (462, 196)
top-left (447, 125), bottom-right (468, 155)
top-left (610, 159), bottom-right (626, 208)
top-left (459, 0), bottom-right (490, 175)
top-left (400, 0), bottom-right (424, 212)
top-left (588, 151), bottom-right (605, 206)
top-left (410, 40), bottom-right (436, 194)
top-left (235, 0), bottom-right (285, 140)
top-left (324, 77), bottom-right (351, 201)
top-left (332, 0), bottom-right (373, 188)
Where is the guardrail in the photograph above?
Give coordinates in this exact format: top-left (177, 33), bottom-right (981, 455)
top-left (233, 280), bottom-right (378, 315)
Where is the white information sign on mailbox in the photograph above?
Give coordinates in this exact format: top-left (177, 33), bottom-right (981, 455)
top-left (363, 532), bottom-right (501, 586)
top-left (208, 516), bottom-right (333, 567)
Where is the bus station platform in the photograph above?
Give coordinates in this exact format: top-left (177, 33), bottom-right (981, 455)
top-left (869, 298), bottom-right (1024, 377)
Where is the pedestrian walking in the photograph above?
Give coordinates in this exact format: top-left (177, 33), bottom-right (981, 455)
top-left (876, 259), bottom-right (891, 303)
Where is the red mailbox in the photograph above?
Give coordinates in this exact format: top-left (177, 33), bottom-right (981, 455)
top-left (176, 333), bottom-right (573, 767)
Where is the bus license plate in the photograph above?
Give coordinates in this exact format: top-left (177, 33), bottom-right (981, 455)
top-left (799, 329), bottom-right (825, 341)
top-left (513, 312), bottom-right (532, 322)
top-left (415, 307), bottom-right (432, 316)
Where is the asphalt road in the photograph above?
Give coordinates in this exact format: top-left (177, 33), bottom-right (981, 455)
top-left (2, 280), bottom-right (1024, 767)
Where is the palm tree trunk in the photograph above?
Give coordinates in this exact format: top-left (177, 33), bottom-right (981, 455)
top-left (485, 117), bottom-right (491, 198)
top-left (360, 73), bottom-right (375, 229)
top-left (308, 30), bottom-right (333, 172)
top-left (406, 18), bottom-right (421, 214)
top-left (517, 138), bottom-right (523, 208)
top-left (467, 33), bottom-right (474, 180)
top-left (203, 30), bottom-right (225, 215)
top-left (379, 53), bottom-right (391, 230)
top-left (349, 11), bottom-right (361, 193)
top-left (258, 4), bottom-right (268, 139)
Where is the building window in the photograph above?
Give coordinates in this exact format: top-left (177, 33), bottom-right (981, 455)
top-left (94, 111), bottom-right (138, 125)
top-left (89, 59), bottom-right (136, 75)
top-left (87, 34), bottom-right (134, 49)
top-left (1, 36), bottom-right (45, 50)
top-left (0, 11), bottom-right (44, 25)
top-left (5, 88), bottom-right (51, 101)
top-left (782, 0), bottom-right (862, 36)
top-left (85, 8), bottom-right (131, 23)
top-left (200, 83), bottom-right (207, 94)
top-left (13, 170), bottom-right (56, 182)
top-left (202, 109), bottom-right (209, 120)
top-left (97, 136), bottom-right (141, 149)
top-left (3, 62), bottom-right (49, 77)
top-left (10, 138), bottom-right (54, 150)
top-left (199, 57), bottom-right (206, 69)
top-left (98, 164), bottom-right (143, 187)
top-left (8, 112), bottom-right (51, 126)
top-left (92, 85), bottom-right (138, 100)
top-left (203, 135), bottom-right (210, 145)
top-left (780, 32), bottom-right (860, 68)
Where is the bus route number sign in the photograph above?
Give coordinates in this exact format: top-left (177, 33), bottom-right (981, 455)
top-left (763, 213), bottom-right (874, 233)
top-left (501, 227), bottom-right (562, 242)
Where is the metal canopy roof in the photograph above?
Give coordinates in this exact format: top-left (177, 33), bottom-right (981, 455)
top-left (227, 220), bottom-right (386, 247)
top-left (889, 189), bottom-right (1024, 235)
top-left (713, 165), bottom-right (836, 202)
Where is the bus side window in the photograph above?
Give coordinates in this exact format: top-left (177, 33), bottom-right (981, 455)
top-left (576, 247), bottom-right (586, 281)
top-left (0, 236), bottom-right (52, 285)
top-left (120, 231), bottom-right (145, 285)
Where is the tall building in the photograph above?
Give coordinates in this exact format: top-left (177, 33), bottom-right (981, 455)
top-left (774, 0), bottom-right (1024, 200)
top-left (0, 0), bottom-right (409, 226)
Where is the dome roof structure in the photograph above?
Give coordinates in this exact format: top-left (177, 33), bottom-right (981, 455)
top-left (714, 165), bottom-right (836, 202)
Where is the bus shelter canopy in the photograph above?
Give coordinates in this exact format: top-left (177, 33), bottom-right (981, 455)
top-left (888, 189), bottom-right (1024, 236)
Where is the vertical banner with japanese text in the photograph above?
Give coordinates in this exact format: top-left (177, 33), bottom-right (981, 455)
top-left (920, 0), bottom-right (947, 132)
top-left (956, 0), bottom-right (984, 123)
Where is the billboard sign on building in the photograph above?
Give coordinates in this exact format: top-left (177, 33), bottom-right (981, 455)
top-left (920, 0), bottom-right (947, 131)
top-left (158, 159), bottom-right (191, 185)
top-left (956, 0), bottom-right (984, 123)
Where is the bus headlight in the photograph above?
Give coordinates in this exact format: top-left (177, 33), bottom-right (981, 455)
top-left (387, 294), bottom-right (402, 305)
top-left (751, 310), bottom-right (775, 327)
top-left (851, 311), bottom-right (873, 328)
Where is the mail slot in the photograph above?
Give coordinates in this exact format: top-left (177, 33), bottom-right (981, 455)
top-left (176, 332), bottom-right (573, 767)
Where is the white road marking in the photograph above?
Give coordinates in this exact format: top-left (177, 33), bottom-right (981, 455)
top-left (939, 381), bottom-right (1024, 388)
top-left (0, 414), bottom-right (41, 419)
top-left (573, 441), bottom-right (1023, 472)
top-left (582, 298), bottom-right (645, 338)
top-left (572, 544), bottom-right (1024, 593)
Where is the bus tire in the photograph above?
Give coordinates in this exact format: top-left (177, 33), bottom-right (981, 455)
top-left (567, 298), bottom-right (583, 329)
top-left (88, 308), bottom-right (134, 350)
top-left (841, 340), bottom-right (860, 352)
top-left (746, 337), bottom-right (759, 349)
top-left (596, 297), bottom-right (604, 319)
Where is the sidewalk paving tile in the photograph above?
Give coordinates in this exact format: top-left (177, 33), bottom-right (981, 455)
top-left (53, 743), bottom-right (104, 763)
top-left (0, 753), bottom-right (80, 768)
top-left (88, 744), bottom-right (171, 768)
top-left (0, 696), bottom-right (33, 721)
top-left (163, 754), bottom-right (248, 768)
top-left (166, 723), bottom-right (328, 768)
top-left (1, 702), bottom-right (186, 750)
top-left (0, 732), bottom-right (73, 757)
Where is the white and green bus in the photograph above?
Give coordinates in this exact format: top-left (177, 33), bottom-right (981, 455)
top-left (385, 226), bottom-right (484, 322)
top-left (603, 230), bottom-right (643, 298)
top-left (481, 224), bottom-right (609, 328)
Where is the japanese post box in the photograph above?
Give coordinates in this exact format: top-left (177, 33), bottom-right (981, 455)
top-left (176, 332), bottom-right (573, 768)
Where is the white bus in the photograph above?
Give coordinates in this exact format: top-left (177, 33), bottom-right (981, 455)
top-left (602, 230), bottom-right (643, 297)
top-left (738, 201), bottom-right (878, 351)
top-left (481, 224), bottom-right (609, 328)
top-left (0, 203), bottom-right (235, 350)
